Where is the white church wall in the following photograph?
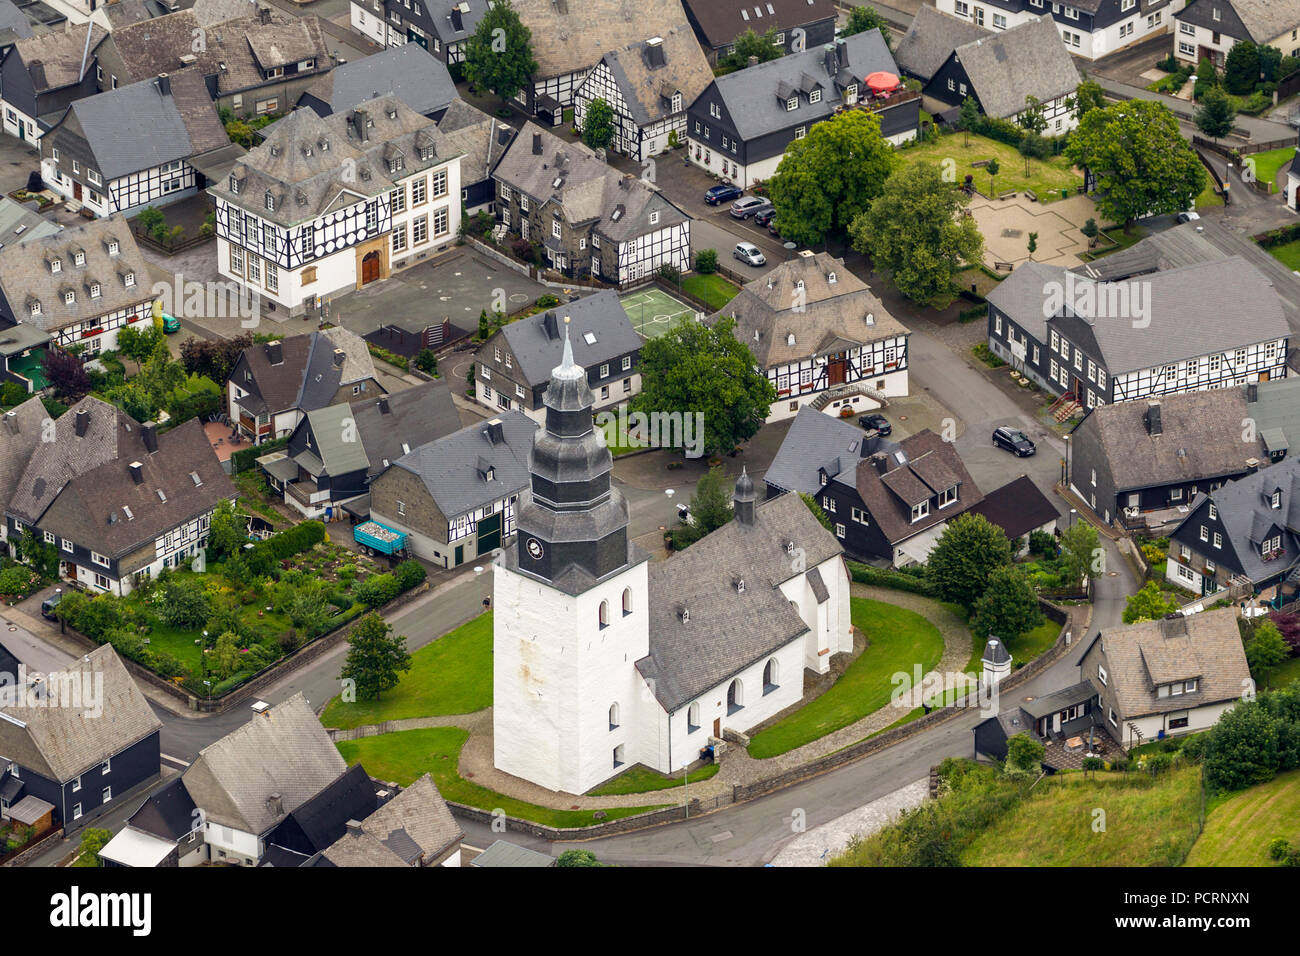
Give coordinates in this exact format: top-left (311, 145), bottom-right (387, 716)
top-left (778, 554), bottom-right (854, 674)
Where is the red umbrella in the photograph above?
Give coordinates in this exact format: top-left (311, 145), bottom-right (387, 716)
top-left (865, 71), bottom-right (900, 95)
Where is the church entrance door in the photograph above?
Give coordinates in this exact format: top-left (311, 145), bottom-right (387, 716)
top-left (713, 717), bottom-right (721, 738)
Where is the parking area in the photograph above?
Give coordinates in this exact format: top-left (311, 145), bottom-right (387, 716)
top-left (0, 134), bottom-right (38, 195)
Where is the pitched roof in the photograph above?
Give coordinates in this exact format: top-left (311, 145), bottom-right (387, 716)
top-left (320, 773), bottom-right (461, 867)
top-left (10, 25), bottom-right (107, 92)
top-left (763, 405), bottom-right (886, 495)
top-left (351, 380), bottom-right (462, 476)
top-left (1095, 609), bottom-right (1250, 719)
top-left (512, 0), bottom-right (694, 79)
top-left (0, 0), bottom-right (33, 45)
top-left (1079, 391), bottom-right (1265, 494)
top-left (432, 99), bottom-right (516, 186)
top-left (1206, 0), bottom-right (1300, 41)
top-left (181, 693), bottom-right (347, 835)
top-left (950, 15), bottom-right (1079, 119)
top-left (0, 194), bottom-right (63, 245)
top-left (1244, 378), bottom-right (1300, 461)
top-left (0, 215), bottom-right (149, 334)
top-left (263, 763), bottom-right (379, 856)
top-left (125, 775), bottom-right (198, 842)
top-left (706, 29), bottom-right (898, 140)
top-left (57, 69), bottom-right (228, 179)
top-left (967, 475), bottom-right (1060, 540)
top-left (469, 839), bottom-right (555, 866)
top-left (420, 0), bottom-right (488, 43)
top-left (231, 328), bottom-right (377, 415)
top-left (0, 644), bottom-right (161, 782)
top-left (390, 411), bottom-right (536, 518)
top-left (0, 397), bottom-right (52, 514)
top-left (682, 0), bottom-right (837, 46)
top-left (494, 122), bottom-right (688, 241)
top-left (488, 289), bottom-right (642, 387)
top-left (38, 418), bottom-right (237, 562)
top-left (853, 429), bottom-right (984, 544)
top-left (639, 491), bottom-right (842, 710)
top-left (711, 252), bottom-right (907, 368)
top-left (595, 25), bottom-right (713, 128)
top-left (894, 4), bottom-right (989, 81)
top-left (300, 42), bottom-right (457, 118)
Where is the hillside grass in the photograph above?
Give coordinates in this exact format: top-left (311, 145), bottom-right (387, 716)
top-left (1185, 768), bottom-right (1300, 866)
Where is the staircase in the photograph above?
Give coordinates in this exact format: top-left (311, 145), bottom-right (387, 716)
top-left (1126, 721), bottom-right (1145, 750)
top-left (811, 382), bottom-right (889, 412)
top-left (1049, 391), bottom-right (1081, 422)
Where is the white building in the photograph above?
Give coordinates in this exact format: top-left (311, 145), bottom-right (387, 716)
top-left (1174, 0), bottom-right (1300, 67)
top-left (933, 0), bottom-right (1185, 61)
top-left (493, 334), bottom-right (852, 795)
top-left (209, 94), bottom-right (462, 317)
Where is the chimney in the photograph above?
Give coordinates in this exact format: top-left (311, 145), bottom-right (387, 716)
top-left (156, 72), bottom-right (171, 97)
top-left (141, 422), bottom-right (158, 453)
top-left (485, 419), bottom-right (505, 445)
top-left (378, 396), bottom-right (390, 414)
top-left (542, 310), bottom-right (559, 340)
top-left (1247, 382), bottom-right (1259, 403)
top-left (128, 462), bottom-right (143, 484)
top-left (1145, 401), bottom-right (1162, 436)
top-left (1246, 458), bottom-right (1261, 474)
top-left (29, 60), bottom-right (46, 91)
top-left (532, 132), bottom-right (542, 155)
top-left (333, 348), bottom-right (346, 368)
top-left (259, 5), bottom-right (271, 24)
top-left (345, 819), bottom-right (365, 836)
top-left (4, 410), bottom-right (18, 435)
top-left (266, 792), bottom-right (283, 817)
top-left (836, 37), bottom-right (847, 66)
top-left (75, 408), bottom-right (89, 437)
top-left (823, 43), bottom-right (837, 77)
top-left (353, 109), bottom-right (369, 142)
top-left (265, 340), bottom-right (283, 365)
top-left (870, 453), bottom-right (889, 475)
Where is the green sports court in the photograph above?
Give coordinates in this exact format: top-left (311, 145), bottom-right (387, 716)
top-left (619, 287), bottom-right (701, 339)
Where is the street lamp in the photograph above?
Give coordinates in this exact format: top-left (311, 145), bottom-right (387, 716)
top-left (1070, 508), bottom-right (1077, 529)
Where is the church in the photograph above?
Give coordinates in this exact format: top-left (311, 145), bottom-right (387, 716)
top-left (493, 329), bottom-right (852, 795)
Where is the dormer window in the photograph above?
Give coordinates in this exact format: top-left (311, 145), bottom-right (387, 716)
top-left (74, 251), bottom-right (85, 266)
top-left (230, 174), bottom-right (240, 194)
top-left (265, 192), bottom-right (275, 212)
top-left (386, 108), bottom-right (397, 119)
top-left (809, 89), bottom-right (822, 104)
top-left (671, 92), bottom-right (682, 112)
top-left (736, 578), bottom-right (746, 593)
top-left (828, 271), bottom-right (837, 283)
top-left (484, 466), bottom-right (495, 481)
top-left (29, 301), bottom-right (40, 317)
top-left (64, 290), bottom-right (75, 304)
top-left (50, 258), bottom-right (62, 274)
top-left (786, 97), bottom-right (798, 111)
top-left (270, 145), bottom-right (281, 156)
top-left (124, 272), bottom-right (136, 287)
top-left (89, 283), bottom-right (101, 298)
top-left (107, 240), bottom-right (118, 255)
top-left (1271, 490), bottom-right (1282, 508)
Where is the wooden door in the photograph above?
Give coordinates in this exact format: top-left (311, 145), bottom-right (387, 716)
top-left (1259, 371), bottom-right (1270, 383)
top-left (73, 182), bottom-right (82, 200)
top-left (827, 354), bottom-right (847, 386)
top-left (713, 718), bottom-right (721, 738)
top-left (361, 251), bottom-right (381, 284)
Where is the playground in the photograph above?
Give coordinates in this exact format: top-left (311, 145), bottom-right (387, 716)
top-left (619, 287), bottom-right (700, 339)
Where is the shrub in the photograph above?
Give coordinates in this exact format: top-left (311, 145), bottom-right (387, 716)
top-left (1268, 836), bottom-right (1291, 861)
top-left (1028, 530), bottom-right (1057, 557)
top-left (393, 559), bottom-right (426, 592)
top-left (1108, 756), bottom-right (1130, 772)
top-left (356, 573), bottom-right (401, 608)
top-left (1180, 733), bottom-right (1208, 762)
top-left (658, 263), bottom-right (682, 284)
top-left (535, 293), bottom-right (560, 308)
top-left (0, 565), bottom-right (39, 597)
top-left (1143, 752), bottom-right (1174, 775)
top-left (694, 248), bottom-right (718, 274)
top-left (847, 561), bottom-right (938, 596)
top-left (511, 238), bottom-right (534, 262)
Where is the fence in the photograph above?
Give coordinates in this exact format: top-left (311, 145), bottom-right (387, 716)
top-left (1192, 134), bottom-right (1296, 157)
top-left (1194, 148), bottom-right (1229, 205)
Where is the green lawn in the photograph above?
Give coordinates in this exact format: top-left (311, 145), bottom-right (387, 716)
top-left (747, 598), bottom-right (945, 758)
top-left (1194, 177), bottom-right (1225, 209)
top-left (336, 728), bottom-right (665, 828)
top-left (321, 612), bottom-right (493, 729)
top-left (898, 132), bottom-right (1083, 200)
top-left (1247, 147), bottom-right (1294, 193)
top-left (1264, 654), bottom-right (1300, 691)
top-left (1265, 238), bottom-right (1300, 271)
top-left (680, 273), bottom-right (741, 310)
top-left (1185, 768), bottom-right (1300, 866)
top-left (587, 762), bottom-right (719, 795)
top-left (1002, 618), bottom-right (1060, 666)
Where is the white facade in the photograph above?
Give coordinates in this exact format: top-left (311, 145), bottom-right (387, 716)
top-left (350, 1), bottom-right (390, 45)
top-left (2, 103), bottom-right (42, 145)
top-left (1173, 10), bottom-right (1300, 65)
top-left (765, 336), bottom-right (910, 423)
top-left (936, 0), bottom-right (1184, 60)
top-left (1112, 698), bottom-right (1236, 745)
top-left (573, 61), bottom-right (686, 163)
top-left (779, 553), bottom-right (853, 674)
top-left (42, 154), bottom-right (198, 219)
top-left (476, 371), bottom-right (643, 424)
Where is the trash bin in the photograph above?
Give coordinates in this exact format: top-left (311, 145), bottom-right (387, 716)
top-left (1061, 188), bottom-right (1069, 200)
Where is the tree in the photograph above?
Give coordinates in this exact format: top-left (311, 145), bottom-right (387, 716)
top-left (843, 4), bottom-right (893, 51)
top-left (77, 828), bottom-right (113, 865)
top-left (477, 309), bottom-right (490, 339)
top-left (694, 248), bottom-right (718, 274)
top-left (629, 316), bottom-right (775, 458)
top-left (765, 110), bottom-right (897, 246)
top-left (14, 528), bottom-right (59, 580)
top-left (673, 466), bottom-right (734, 549)
top-left (210, 631), bottom-right (244, 681)
top-left (723, 28), bottom-right (783, 69)
top-left (462, 0), bottom-right (537, 105)
top-left (1122, 581), bottom-right (1180, 624)
top-left (1071, 79), bottom-right (1106, 122)
top-left (414, 349), bottom-right (438, 375)
top-left (958, 96), bottom-right (980, 146)
top-left (849, 162), bottom-right (984, 305)
top-left (1005, 733), bottom-right (1046, 776)
top-left (1018, 95), bottom-right (1048, 135)
top-left (179, 331), bottom-right (254, 382)
top-left (581, 97), bottom-right (615, 150)
top-left (1246, 620), bottom-right (1292, 684)
top-left (1224, 39), bottom-right (1259, 94)
top-left (1064, 100), bottom-right (1206, 229)
top-left (116, 323), bottom-right (165, 367)
top-left (1058, 521), bottom-right (1100, 589)
top-left (1019, 132), bottom-right (1049, 175)
top-left (42, 349), bottom-right (90, 402)
top-left (157, 578), bottom-right (212, 629)
top-left (1026, 231), bottom-right (1038, 260)
top-left (340, 612), bottom-right (413, 701)
top-left (926, 513), bottom-right (1013, 610)
top-left (1259, 44), bottom-right (1283, 83)
top-left (1205, 699), bottom-right (1280, 791)
top-left (1081, 217), bottom-right (1099, 246)
top-left (1194, 85), bottom-right (1236, 141)
top-left (207, 500), bottom-right (245, 561)
top-left (971, 566), bottom-right (1042, 643)
top-left (985, 157), bottom-right (999, 195)
top-left (799, 492), bottom-right (833, 532)
top-left (556, 849), bottom-right (603, 866)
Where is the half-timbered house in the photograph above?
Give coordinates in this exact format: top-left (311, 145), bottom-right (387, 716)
top-left (1174, 0), bottom-right (1300, 69)
top-left (350, 0), bottom-right (485, 66)
top-left (0, 215), bottom-right (152, 357)
top-left (209, 93), bottom-right (463, 317)
top-left (40, 69), bottom-right (233, 218)
top-left (681, 0), bottom-right (838, 64)
top-left (684, 29), bottom-right (917, 188)
top-left (572, 27), bottom-right (713, 163)
top-left (933, 0), bottom-right (1185, 61)
top-left (494, 123), bottom-right (690, 285)
top-left (0, 24), bottom-right (107, 144)
top-left (709, 252), bottom-right (909, 422)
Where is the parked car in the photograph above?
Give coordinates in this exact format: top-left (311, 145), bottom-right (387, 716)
top-left (733, 241), bottom-right (767, 267)
top-left (1176, 210), bottom-right (1200, 223)
top-left (704, 183), bottom-right (743, 205)
top-left (858, 413), bottom-right (892, 435)
top-left (754, 207), bottom-right (777, 227)
top-left (992, 426), bottom-right (1036, 457)
top-left (767, 218), bottom-right (783, 239)
top-left (161, 313), bottom-right (181, 333)
top-left (730, 196), bottom-right (773, 220)
top-left (40, 590), bottom-right (63, 619)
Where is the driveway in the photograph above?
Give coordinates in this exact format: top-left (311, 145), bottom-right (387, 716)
top-left (0, 133), bottom-right (38, 195)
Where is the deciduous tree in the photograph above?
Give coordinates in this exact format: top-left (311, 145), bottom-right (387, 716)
top-left (341, 612), bottom-right (413, 701)
top-left (971, 566), bottom-right (1042, 643)
top-left (925, 513), bottom-right (1013, 610)
top-left (463, 0), bottom-right (537, 106)
top-left (843, 5), bottom-right (893, 51)
top-left (581, 97), bottom-right (615, 150)
top-left (1122, 580), bottom-right (1180, 624)
top-left (1194, 85), bottom-right (1236, 141)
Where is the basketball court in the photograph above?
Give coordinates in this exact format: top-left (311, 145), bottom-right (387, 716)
top-left (619, 287), bottom-right (701, 339)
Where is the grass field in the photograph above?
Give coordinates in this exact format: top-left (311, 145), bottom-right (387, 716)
top-left (336, 727), bottom-right (666, 828)
top-left (587, 762), bottom-right (720, 796)
top-left (320, 612), bottom-right (493, 729)
top-left (898, 132), bottom-right (1083, 200)
top-left (620, 287), bottom-right (699, 339)
top-left (1003, 618), bottom-right (1061, 666)
top-left (963, 766), bottom-right (1203, 866)
top-left (1185, 768), bottom-right (1300, 866)
top-left (1246, 147), bottom-right (1294, 194)
top-left (679, 273), bottom-right (741, 311)
top-left (746, 598), bottom-right (945, 759)
top-left (1264, 655), bottom-right (1300, 690)
top-left (1265, 238), bottom-right (1300, 271)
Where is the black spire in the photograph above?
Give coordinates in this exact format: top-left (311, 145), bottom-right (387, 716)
top-left (514, 321), bottom-right (630, 585)
top-left (734, 466), bottom-right (756, 525)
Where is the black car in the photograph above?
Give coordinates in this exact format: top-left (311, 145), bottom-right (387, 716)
top-left (754, 207), bottom-right (776, 227)
top-left (858, 413), bottom-right (892, 435)
top-left (992, 426), bottom-right (1036, 456)
top-left (40, 590), bottom-right (63, 619)
top-left (704, 183), bottom-right (743, 205)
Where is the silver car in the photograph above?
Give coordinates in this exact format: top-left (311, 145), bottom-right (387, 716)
top-left (733, 242), bottom-right (767, 267)
top-left (729, 196), bottom-right (773, 220)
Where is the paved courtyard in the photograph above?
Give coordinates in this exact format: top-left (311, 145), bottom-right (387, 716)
top-left (968, 192), bottom-right (1098, 270)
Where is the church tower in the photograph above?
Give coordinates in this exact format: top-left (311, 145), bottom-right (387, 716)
top-left (492, 323), bottom-right (652, 794)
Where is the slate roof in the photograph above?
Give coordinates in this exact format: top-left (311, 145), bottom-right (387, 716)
top-left (432, 99), bottom-right (516, 187)
top-left (0, 0), bottom-right (33, 45)
top-left (211, 94), bottom-right (461, 228)
top-left (319, 773), bottom-right (461, 867)
top-left (1197, 0), bottom-right (1300, 41)
top-left (125, 775), bottom-right (198, 842)
top-left (0, 215), bottom-right (149, 334)
top-left (948, 15), bottom-right (1079, 119)
top-left (231, 329), bottom-right (377, 416)
top-left (1092, 609), bottom-right (1250, 719)
top-left (1077, 391), bottom-right (1265, 494)
top-left (1244, 377), bottom-right (1300, 461)
top-left (639, 491), bottom-right (842, 710)
top-left (711, 252), bottom-right (907, 368)
top-left (682, 0), bottom-right (837, 47)
top-left (0, 644), bottom-right (161, 782)
top-left (300, 42), bottom-right (457, 118)
top-left (262, 763), bottom-right (379, 857)
top-left (352, 380), bottom-right (462, 476)
top-left (421, 0), bottom-right (487, 44)
top-left (10, 25), bottom-right (107, 92)
top-left (894, 4), bottom-right (989, 81)
top-left (706, 29), bottom-right (897, 141)
top-left (0, 397), bottom-right (52, 515)
top-left (55, 69), bottom-right (228, 180)
top-left (763, 405), bottom-right (885, 494)
top-left (853, 429), bottom-right (984, 545)
top-left (982, 637), bottom-right (1012, 666)
top-left (37, 417), bottom-right (237, 563)
top-left (391, 411), bottom-right (536, 518)
top-left (470, 839), bottom-right (555, 867)
top-left (967, 474), bottom-right (1060, 540)
top-left (595, 25), bottom-right (713, 128)
top-left (513, 0), bottom-right (694, 80)
top-left (181, 693), bottom-right (347, 835)
top-left (494, 122), bottom-right (688, 242)
top-left (487, 290), bottom-right (642, 388)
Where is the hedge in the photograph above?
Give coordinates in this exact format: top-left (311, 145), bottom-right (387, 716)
top-left (974, 115), bottom-right (1068, 155)
top-left (246, 520), bottom-right (326, 574)
top-left (847, 561), bottom-right (939, 596)
top-left (231, 435), bottom-right (288, 475)
top-left (1254, 222), bottom-right (1300, 248)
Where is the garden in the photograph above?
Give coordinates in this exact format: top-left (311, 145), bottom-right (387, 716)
top-left (896, 131), bottom-right (1083, 201)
